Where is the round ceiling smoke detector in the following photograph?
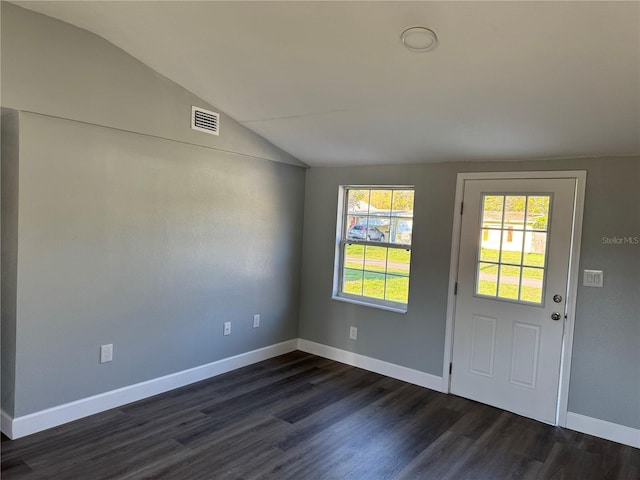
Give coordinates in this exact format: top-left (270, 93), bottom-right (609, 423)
top-left (400, 26), bottom-right (438, 52)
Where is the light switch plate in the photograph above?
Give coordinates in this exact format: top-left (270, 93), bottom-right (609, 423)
top-left (583, 269), bottom-right (603, 287)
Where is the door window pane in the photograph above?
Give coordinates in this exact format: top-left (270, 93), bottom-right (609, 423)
top-left (498, 265), bottom-right (521, 300)
top-left (476, 194), bottom-right (551, 305)
top-left (526, 196), bottom-right (550, 230)
top-left (482, 195), bottom-right (504, 228)
top-left (479, 230), bottom-right (501, 261)
top-left (523, 232), bottom-right (547, 267)
top-left (500, 229), bottom-right (524, 265)
top-left (477, 263), bottom-right (499, 297)
top-left (504, 196), bottom-right (526, 229)
top-left (521, 268), bottom-right (544, 303)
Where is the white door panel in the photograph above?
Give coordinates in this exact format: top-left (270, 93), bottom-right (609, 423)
top-left (451, 178), bottom-right (575, 424)
top-left (469, 314), bottom-right (496, 378)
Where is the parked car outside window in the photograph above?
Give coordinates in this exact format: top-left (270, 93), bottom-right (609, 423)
top-left (347, 224), bottom-right (385, 242)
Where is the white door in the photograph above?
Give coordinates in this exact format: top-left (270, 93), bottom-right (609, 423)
top-left (451, 178), bottom-right (576, 424)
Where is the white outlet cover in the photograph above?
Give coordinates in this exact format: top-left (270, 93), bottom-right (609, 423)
top-left (253, 314), bottom-right (260, 328)
top-left (349, 326), bottom-right (358, 340)
top-left (100, 344), bottom-right (113, 363)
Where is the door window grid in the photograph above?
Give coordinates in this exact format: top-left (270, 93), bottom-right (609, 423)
top-left (475, 194), bottom-right (551, 305)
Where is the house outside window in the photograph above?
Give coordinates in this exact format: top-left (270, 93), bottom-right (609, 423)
top-left (333, 186), bottom-right (414, 312)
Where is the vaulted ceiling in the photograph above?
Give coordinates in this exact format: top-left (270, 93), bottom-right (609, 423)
top-left (15, 1), bottom-right (640, 166)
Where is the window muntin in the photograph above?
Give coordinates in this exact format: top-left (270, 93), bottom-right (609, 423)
top-left (475, 194), bottom-right (551, 305)
top-left (338, 187), bottom-right (414, 309)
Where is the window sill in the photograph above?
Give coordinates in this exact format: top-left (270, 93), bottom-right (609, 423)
top-left (331, 295), bottom-right (408, 314)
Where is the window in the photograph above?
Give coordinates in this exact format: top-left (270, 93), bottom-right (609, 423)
top-left (476, 194), bottom-right (550, 304)
top-left (334, 186), bottom-right (414, 311)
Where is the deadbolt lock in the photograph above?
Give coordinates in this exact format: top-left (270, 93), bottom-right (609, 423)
top-left (553, 294), bottom-right (563, 303)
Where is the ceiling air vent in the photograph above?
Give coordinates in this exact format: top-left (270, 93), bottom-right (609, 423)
top-left (191, 106), bottom-right (220, 136)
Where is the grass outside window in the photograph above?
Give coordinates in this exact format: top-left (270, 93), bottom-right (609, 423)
top-left (477, 248), bottom-right (546, 304)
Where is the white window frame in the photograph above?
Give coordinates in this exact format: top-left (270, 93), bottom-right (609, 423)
top-left (332, 185), bottom-right (414, 314)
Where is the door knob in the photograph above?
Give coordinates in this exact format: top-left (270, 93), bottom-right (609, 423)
top-left (551, 312), bottom-right (562, 321)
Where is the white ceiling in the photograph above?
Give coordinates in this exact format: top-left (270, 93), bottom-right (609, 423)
top-left (16, 1), bottom-right (640, 167)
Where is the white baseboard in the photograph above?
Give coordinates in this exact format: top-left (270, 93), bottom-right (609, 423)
top-left (297, 339), bottom-right (445, 392)
top-left (6, 339), bottom-right (636, 450)
top-left (566, 411), bottom-right (640, 448)
top-left (4, 339), bottom-right (298, 439)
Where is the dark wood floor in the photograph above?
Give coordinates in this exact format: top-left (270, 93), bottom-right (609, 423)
top-left (2, 351), bottom-right (638, 479)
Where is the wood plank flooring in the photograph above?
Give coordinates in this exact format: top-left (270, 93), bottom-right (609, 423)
top-left (2, 351), bottom-right (638, 479)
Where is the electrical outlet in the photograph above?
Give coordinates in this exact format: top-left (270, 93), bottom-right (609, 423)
top-left (100, 344), bottom-right (113, 363)
top-left (253, 314), bottom-right (260, 328)
top-left (223, 322), bottom-right (231, 336)
top-left (349, 326), bottom-right (358, 340)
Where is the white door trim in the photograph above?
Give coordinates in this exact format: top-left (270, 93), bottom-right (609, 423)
top-left (442, 170), bottom-right (587, 427)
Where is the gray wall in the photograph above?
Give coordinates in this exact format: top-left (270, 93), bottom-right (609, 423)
top-left (0, 2), bottom-right (304, 168)
top-left (10, 112), bottom-right (305, 416)
top-left (299, 158), bottom-right (640, 429)
top-left (1, 110), bottom-right (20, 417)
top-left (1, 4), bottom-right (306, 417)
